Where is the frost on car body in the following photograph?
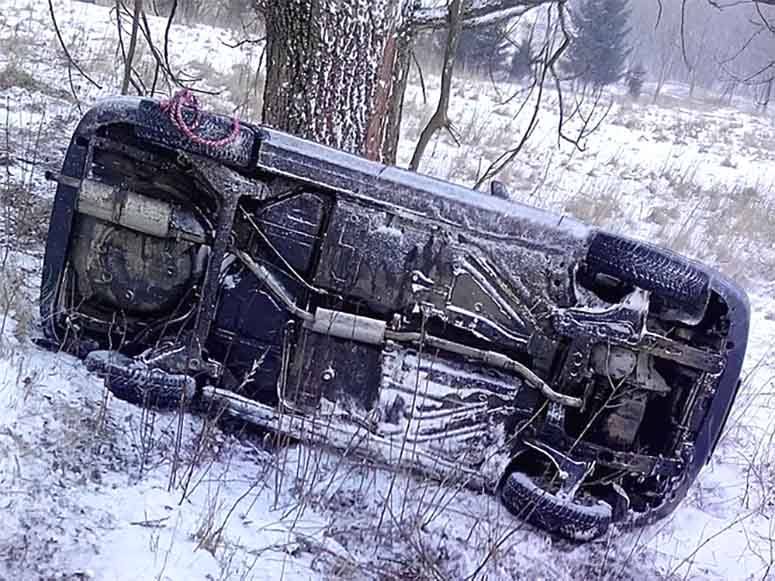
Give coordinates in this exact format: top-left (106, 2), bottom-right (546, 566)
top-left (39, 96), bottom-right (750, 540)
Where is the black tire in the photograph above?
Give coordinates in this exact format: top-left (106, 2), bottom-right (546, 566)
top-left (586, 232), bottom-right (709, 311)
top-left (85, 350), bottom-right (196, 409)
top-left (499, 470), bottom-right (612, 541)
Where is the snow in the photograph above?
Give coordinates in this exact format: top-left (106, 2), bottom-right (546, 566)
top-left (1, 0), bottom-right (775, 579)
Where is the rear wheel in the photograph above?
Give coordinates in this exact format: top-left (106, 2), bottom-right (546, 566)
top-left (498, 449), bottom-right (612, 541)
top-left (85, 350), bottom-right (195, 409)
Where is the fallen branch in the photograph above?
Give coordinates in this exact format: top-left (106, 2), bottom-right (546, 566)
top-left (129, 516), bottom-right (170, 528)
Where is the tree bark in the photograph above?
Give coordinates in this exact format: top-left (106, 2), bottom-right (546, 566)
top-left (262, 0), bottom-right (411, 163)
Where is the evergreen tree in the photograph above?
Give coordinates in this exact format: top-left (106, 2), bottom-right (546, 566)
top-left (564, 0), bottom-right (632, 88)
top-left (457, 24), bottom-right (508, 73)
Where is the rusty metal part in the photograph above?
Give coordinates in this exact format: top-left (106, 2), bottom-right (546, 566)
top-left (47, 171), bottom-right (207, 243)
top-left (304, 307), bottom-right (386, 344)
top-left (633, 332), bottom-right (724, 373)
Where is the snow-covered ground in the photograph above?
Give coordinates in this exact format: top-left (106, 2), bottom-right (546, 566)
top-left (1, 1), bottom-right (774, 579)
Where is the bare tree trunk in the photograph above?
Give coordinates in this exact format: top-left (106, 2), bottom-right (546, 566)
top-left (262, 0), bottom-right (411, 163)
top-left (652, 60), bottom-right (669, 104)
top-left (722, 80), bottom-right (738, 105)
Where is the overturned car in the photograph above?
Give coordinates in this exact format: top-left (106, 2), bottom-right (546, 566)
top-left (40, 95), bottom-right (749, 540)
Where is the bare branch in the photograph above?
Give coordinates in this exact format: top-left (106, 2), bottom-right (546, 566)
top-left (410, 50), bottom-right (428, 105)
top-left (680, 0), bottom-right (692, 71)
top-left (154, 0), bottom-right (219, 94)
top-left (412, 0), bottom-right (559, 29)
top-left (654, 0), bottom-right (663, 29)
top-left (221, 36), bottom-right (266, 49)
top-left (753, 0), bottom-right (775, 32)
top-left (47, 0), bottom-right (103, 90)
top-left (410, 0), bottom-right (465, 171)
top-left (121, 0), bottom-right (144, 95)
top-left (163, 0), bottom-right (178, 75)
top-left (473, 2), bottom-right (570, 189)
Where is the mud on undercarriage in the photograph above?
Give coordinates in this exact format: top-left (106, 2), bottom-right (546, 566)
top-left (39, 96), bottom-right (750, 541)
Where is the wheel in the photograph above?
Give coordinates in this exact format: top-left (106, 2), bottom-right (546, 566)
top-left (586, 232), bottom-right (709, 320)
top-left (499, 466), bottom-right (612, 541)
top-left (85, 350), bottom-right (196, 409)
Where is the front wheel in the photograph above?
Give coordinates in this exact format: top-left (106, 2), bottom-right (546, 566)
top-left (499, 467), bottom-right (612, 541)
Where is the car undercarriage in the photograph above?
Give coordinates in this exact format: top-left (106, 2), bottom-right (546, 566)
top-left (39, 95), bottom-right (749, 540)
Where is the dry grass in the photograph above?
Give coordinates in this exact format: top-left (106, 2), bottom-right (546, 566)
top-left (563, 189), bottom-right (627, 228)
top-left (1, 182), bottom-right (50, 245)
top-left (560, 178), bottom-right (775, 286)
top-left (0, 62), bottom-right (38, 92)
top-left (0, 258), bottom-right (34, 341)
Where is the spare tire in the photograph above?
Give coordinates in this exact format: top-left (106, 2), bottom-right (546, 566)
top-left (499, 469), bottom-right (612, 541)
